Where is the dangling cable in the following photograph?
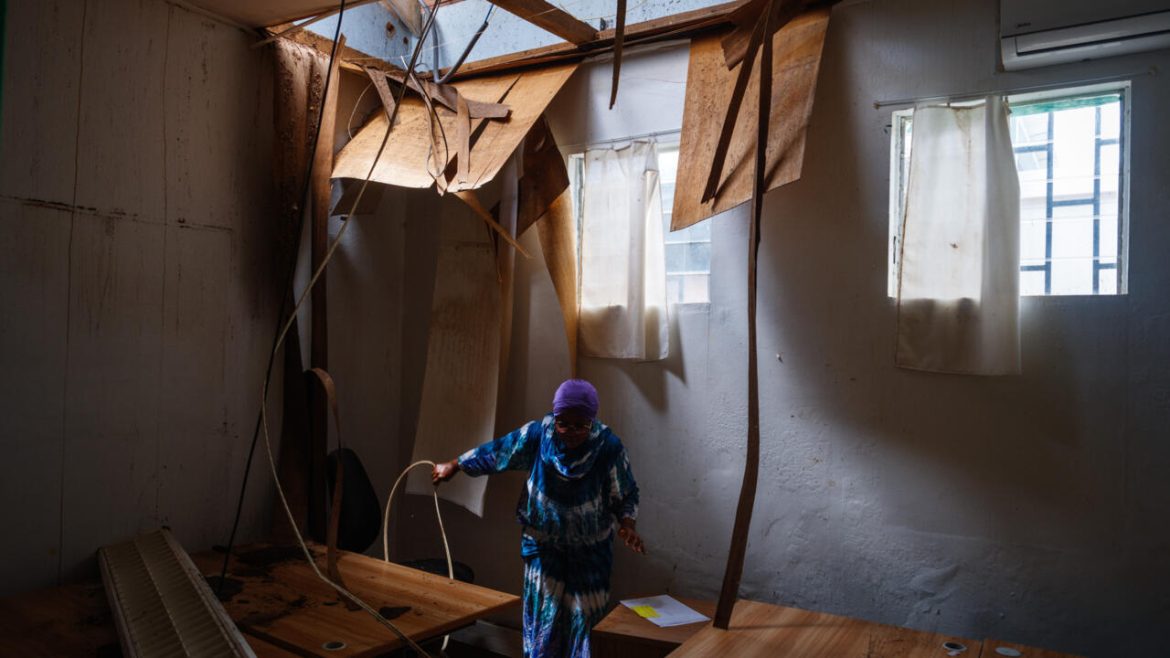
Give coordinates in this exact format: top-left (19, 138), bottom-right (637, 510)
top-left (236, 2), bottom-right (450, 655)
top-left (217, 0), bottom-right (349, 598)
top-left (381, 460), bottom-right (455, 651)
top-left (435, 4), bottom-right (494, 84)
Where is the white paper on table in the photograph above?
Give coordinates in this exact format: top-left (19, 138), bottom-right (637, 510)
top-left (619, 595), bottom-right (709, 628)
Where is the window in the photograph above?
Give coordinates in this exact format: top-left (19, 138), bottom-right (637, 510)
top-left (569, 140), bottom-right (711, 305)
top-left (889, 83), bottom-right (1129, 296)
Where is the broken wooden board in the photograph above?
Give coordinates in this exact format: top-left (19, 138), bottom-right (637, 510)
top-left (331, 62), bottom-right (578, 192)
top-left (333, 73), bottom-right (520, 189)
top-left (671, 8), bottom-right (830, 230)
top-left (191, 543), bottom-right (519, 656)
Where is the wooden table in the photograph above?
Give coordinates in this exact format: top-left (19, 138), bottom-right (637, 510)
top-left (0, 543), bottom-right (519, 657)
top-left (593, 597), bottom-right (1082, 658)
top-left (592, 596), bottom-right (715, 657)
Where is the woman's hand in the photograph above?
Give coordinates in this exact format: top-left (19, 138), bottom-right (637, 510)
top-left (432, 460), bottom-right (460, 485)
top-left (617, 519), bottom-right (646, 555)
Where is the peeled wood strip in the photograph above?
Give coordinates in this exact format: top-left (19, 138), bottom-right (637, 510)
top-left (517, 116), bottom-right (570, 236)
top-left (456, 95), bottom-right (472, 186)
top-left (536, 190), bottom-right (579, 375)
top-left (365, 66), bottom-right (398, 123)
top-left (609, 0), bottom-right (627, 109)
top-left (382, 70), bottom-right (511, 119)
top-left (714, 0), bottom-right (773, 629)
top-left (454, 189), bottom-right (531, 257)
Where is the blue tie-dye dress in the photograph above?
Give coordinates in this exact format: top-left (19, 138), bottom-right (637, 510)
top-left (457, 414), bottom-right (640, 658)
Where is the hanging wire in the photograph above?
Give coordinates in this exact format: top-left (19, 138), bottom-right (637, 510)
top-left (216, 0), bottom-right (349, 599)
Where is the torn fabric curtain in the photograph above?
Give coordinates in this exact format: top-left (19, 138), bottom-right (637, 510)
top-left (895, 96), bottom-right (1021, 375)
top-left (578, 142), bottom-right (670, 361)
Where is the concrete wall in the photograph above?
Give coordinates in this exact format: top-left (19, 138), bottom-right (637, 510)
top-left (384, 1), bottom-right (1170, 655)
top-left (0, 0), bottom-right (281, 593)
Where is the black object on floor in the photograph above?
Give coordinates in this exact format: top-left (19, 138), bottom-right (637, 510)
top-left (326, 448), bottom-right (383, 552)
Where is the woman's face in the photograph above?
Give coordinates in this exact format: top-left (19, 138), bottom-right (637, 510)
top-left (554, 412), bottom-right (592, 449)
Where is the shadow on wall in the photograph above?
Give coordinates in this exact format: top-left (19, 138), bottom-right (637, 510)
top-left (729, 0), bottom-right (1138, 653)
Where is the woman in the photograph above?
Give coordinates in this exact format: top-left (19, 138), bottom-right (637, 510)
top-left (432, 378), bottom-right (645, 658)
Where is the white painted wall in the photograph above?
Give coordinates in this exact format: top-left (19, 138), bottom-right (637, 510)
top-left (383, 1), bottom-right (1170, 655)
top-left (0, 0), bottom-right (282, 593)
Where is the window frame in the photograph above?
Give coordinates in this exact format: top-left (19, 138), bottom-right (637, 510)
top-left (566, 133), bottom-right (713, 306)
top-left (888, 82), bottom-right (1131, 298)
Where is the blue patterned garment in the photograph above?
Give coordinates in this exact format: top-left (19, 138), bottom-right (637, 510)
top-left (457, 414), bottom-right (639, 658)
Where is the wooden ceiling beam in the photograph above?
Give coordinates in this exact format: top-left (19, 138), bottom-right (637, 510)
top-left (446, 0), bottom-right (750, 78)
top-left (487, 0), bottom-right (598, 45)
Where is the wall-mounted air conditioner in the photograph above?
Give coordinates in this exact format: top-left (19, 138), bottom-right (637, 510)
top-left (1000, 0), bottom-right (1170, 71)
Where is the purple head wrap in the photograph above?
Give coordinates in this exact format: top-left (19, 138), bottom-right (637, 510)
top-left (552, 379), bottom-right (599, 419)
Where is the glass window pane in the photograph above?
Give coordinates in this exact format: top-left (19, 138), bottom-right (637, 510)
top-left (666, 276), bottom-right (682, 304)
top-left (658, 149), bottom-right (679, 184)
top-left (1098, 267), bottom-right (1117, 295)
top-left (1021, 220), bottom-right (1046, 261)
top-left (1099, 215), bottom-right (1118, 261)
top-left (1052, 107), bottom-right (1097, 199)
top-left (679, 274), bottom-right (709, 304)
top-left (1099, 102), bottom-right (1120, 140)
top-left (665, 244), bottom-right (686, 272)
top-left (1099, 143), bottom-right (1119, 196)
top-left (1017, 150), bottom-right (1049, 203)
top-left (1051, 258), bottom-right (1094, 295)
top-left (1011, 113), bottom-right (1049, 146)
top-left (1051, 212), bottom-right (1094, 260)
top-left (685, 242), bottom-right (711, 272)
top-left (1021, 269), bottom-right (1047, 296)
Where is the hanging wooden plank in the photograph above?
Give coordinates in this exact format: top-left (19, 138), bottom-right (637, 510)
top-left (486, 0), bottom-right (597, 45)
top-left (271, 38), bottom-right (325, 543)
top-left (535, 190), bottom-right (579, 375)
top-left (609, 0), bottom-right (627, 109)
top-left (671, 8), bottom-right (830, 231)
top-left (307, 34), bottom-right (344, 543)
top-left (517, 116), bottom-right (570, 236)
top-left (713, 0), bottom-right (773, 629)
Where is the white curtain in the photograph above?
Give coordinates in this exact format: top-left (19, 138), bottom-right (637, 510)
top-left (896, 96), bottom-right (1021, 375)
top-left (578, 141), bottom-right (670, 360)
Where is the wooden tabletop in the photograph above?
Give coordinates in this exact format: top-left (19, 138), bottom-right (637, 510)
top-left (0, 543), bottom-right (518, 658)
top-left (593, 596), bottom-right (715, 650)
top-left (188, 543), bottom-right (519, 657)
top-left (666, 599), bottom-right (1082, 658)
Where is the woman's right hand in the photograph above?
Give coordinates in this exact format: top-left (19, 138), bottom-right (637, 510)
top-left (432, 460), bottom-right (460, 485)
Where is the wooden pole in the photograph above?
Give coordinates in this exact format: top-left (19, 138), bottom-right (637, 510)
top-left (713, 0), bottom-right (773, 629)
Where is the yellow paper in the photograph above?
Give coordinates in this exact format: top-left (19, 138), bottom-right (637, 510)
top-left (632, 605), bottom-right (660, 619)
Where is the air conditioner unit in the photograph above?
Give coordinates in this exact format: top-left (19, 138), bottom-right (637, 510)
top-left (1000, 0), bottom-right (1170, 71)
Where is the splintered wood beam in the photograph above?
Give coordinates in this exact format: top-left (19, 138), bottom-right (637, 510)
top-left (449, 0), bottom-right (747, 79)
top-left (487, 0), bottom-right (598, 45)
